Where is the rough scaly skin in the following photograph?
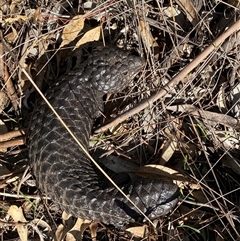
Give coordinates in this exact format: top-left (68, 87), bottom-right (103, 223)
top-left (29, 46), bottom-right (179, 226)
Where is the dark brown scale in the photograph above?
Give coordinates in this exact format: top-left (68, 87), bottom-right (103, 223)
top-left (29, 46), bottom-right (179, 226)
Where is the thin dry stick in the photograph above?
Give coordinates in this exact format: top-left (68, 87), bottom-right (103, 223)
top-left (95, 19), bottom-right (240, 133)
top-left (0, 129), bottom-right (25, 142)
top-left (0, 192), bottom-right (48, 200)
top-left (0, 137), bottom-right (25, 149)
top-left (0, 30), bottom-right (19, 114)
top-left (166, 105), bottom-right (239, 129)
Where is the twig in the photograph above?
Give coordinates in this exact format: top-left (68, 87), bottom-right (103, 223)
top-left (0, 137), bottom-right (25, 149)
top-left (166, 105), bottom-right (240, 130)
top-left (0, 129), bottom-right (25, 142)
top-left (0, 191), bottom-right (50, 200)
top-left (0, 30), bottom-right (20, 114)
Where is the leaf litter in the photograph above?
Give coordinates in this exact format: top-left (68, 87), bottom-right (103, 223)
top-left (0, 0), bottom-right (240, 240)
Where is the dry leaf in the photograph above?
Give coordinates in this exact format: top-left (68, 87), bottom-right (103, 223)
top-left (139, 19), bottom-right (158, 51)
top-left (176, 0), bottom-right (199, 26)
top-left (56, 224), bottom-right (68, 241)
top-left (126, 225), bottom-right (147, 238)
top-left (32, 218), bottom-right (52, 231)
top-left (231, 81), bottom-right (240, 114)
top-left (60, 15), bottom-right (85, 48)
top-left (0, 91), bottom-right (9, 113)
top-left (33, 7), bottom-right (41, 24)
top-left (56, 212), bottom-right (92, 241)
top-left (6, 175), bottom-right (20, 184)
top-left (74, 26), bottom-right (101, 51)
top-left (19, 33), bottom-right (55, 89)
top-left (0, 119), bottom-right (8, 152)
top-left (66, 218), bottom-right (92, 241)
top-left (4, 26), bottom-right (18, 43)
top-left (4, 15), bottom-right (28, 24)
top-left (159, 139), bottom-right (178, 165)
top-left (89, 222), bottom-right (98, 241)
top-left (55, 212), bottom-right (76, 241)
top-left (163, 5), bottom-right (181, 18)
top-left (216, 84), bottom-right (227, 113)
top-left (133, 164), bottom-right (189, 188)
top-left (8, 205), bottom-right (28, 241)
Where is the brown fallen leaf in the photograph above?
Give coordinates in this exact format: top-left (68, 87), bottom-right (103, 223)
top-left (0, 91), bottom-right (9, 113)
top-left (55, 212), bottom-right (76, 241)
top-left (0, 119), bottom-right (8, 152)
top-left (139, 19), bottom-right (158, 49)
top-left (60, 15), bottom-right (85, 48)
top-left (74, 25), bottom-right (101, 51)
top-left (66, 218), bottom-right (92, 241)
top-left (3, 15), bottom-right (28, 24)
top-left (159, 139), bottom-right (178, 165)
top-left (19, 33), bottom-right (55, 90)
top-left (126, 225), bottom-right (147, 238)
top-left (4, 25), bottom-right (18, 43)
top-left (56, 211), bottom-right (92, 241)
top-left (176, 0), bottom-right (199, 26)
top-left (32, 218), bottom-right (51, 232)
top-left (8, 205), bottom-right (28, 241)
top-left (89, 222), bottom-right (98, 241)
top-left (133, 164), bottom-right (190, 188)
